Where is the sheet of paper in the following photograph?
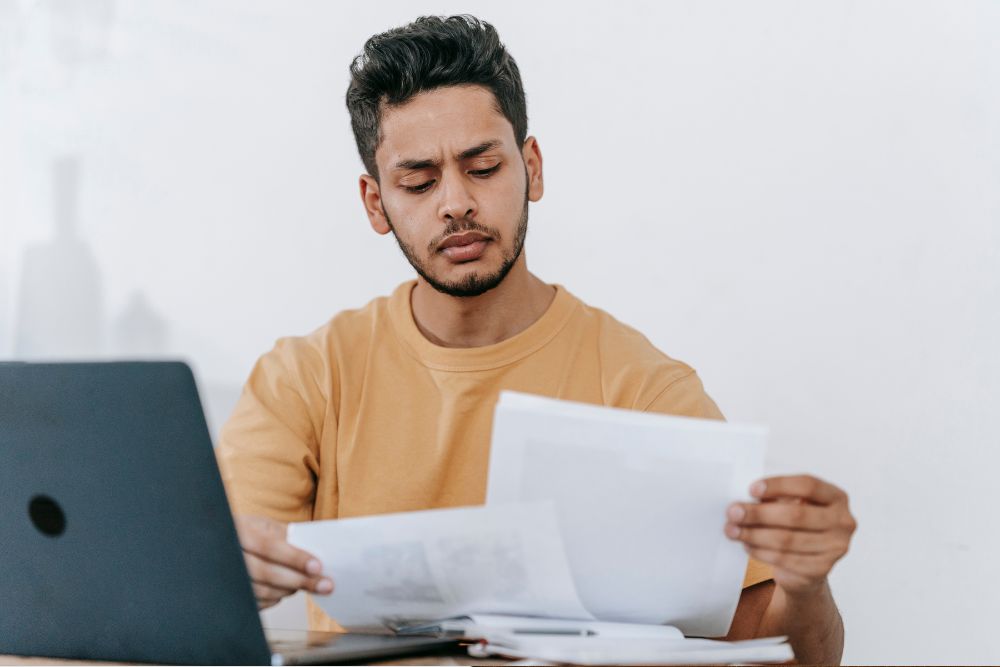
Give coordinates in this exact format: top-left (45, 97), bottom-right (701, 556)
top-left (473, 633), bottom-right (794, 665)
top-left (287, 502), bottom-right (594, 627)
top-left (486, 391), bottom-right (767, 637)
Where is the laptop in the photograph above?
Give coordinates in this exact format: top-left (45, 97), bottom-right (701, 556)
top-left (0, 361), bottom-right (458, 665)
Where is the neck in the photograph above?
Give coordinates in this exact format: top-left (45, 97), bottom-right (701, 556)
top-left (410, 254), bottom-right (556, 348)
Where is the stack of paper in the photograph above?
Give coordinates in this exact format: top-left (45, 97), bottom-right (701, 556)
top-left (288, 391), bottom-right (777, 662)
top-left (468, 633), bottom-right (793, 665)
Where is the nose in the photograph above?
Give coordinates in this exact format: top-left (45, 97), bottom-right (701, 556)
top-left (437, 171), bottom-right (478, 222)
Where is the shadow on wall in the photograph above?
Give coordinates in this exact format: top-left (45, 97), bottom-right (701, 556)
top-left (113, 292), bottom-right (168, 356)
top-left (0, 0), bottom-right (117, 355)
top-left (15, 156), bottom-right (105, 358)
top-left (14, 155), bottom-right (174, 359)
top-left (11, 156), bottom-right (243, 438)
top-left (0, 3), bottom-right (250, 433)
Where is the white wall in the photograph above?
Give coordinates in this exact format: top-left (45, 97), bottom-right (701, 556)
top-left (2, 1), bottom-right (997, 663)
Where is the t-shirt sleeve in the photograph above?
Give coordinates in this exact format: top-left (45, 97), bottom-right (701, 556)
top-left (216, 336), bottom-right (327, 523)
top-left (742, 558), bottom-right (774, 588)
top-left (642, 370), bottom-right (775, 588)
top-left (641, 369), bottom-right (725, 419)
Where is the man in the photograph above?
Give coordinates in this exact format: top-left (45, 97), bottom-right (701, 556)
top-left (217, 15), bottom-right (856, 664)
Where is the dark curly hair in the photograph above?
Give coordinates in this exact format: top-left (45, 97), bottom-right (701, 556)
top-left (346, 15), bottom-right (528, 180)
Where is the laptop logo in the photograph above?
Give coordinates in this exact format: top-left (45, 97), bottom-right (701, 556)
top-left (29, 495), bottom-right (66, 537)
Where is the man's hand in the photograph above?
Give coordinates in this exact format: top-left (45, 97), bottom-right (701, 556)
top-left (724, 475), bottom-right (856, 598)
top-left (234, 514), bottom-right (334, 610)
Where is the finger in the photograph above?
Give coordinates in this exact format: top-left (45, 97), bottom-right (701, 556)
top-left (726, 524), bottom-right (836, 554)
top-left (240, 525), bottom-right (323, 577)
top-left (744, 547), bottom-right (835, 577)
top-left (245, 552), bottom-right (334, 595)
top-left (728, 501), bottom-right (834, 531)
top-left (253, 581), bottom-right (295, 604)
top-left (751, 475), bottom-right (846, 505)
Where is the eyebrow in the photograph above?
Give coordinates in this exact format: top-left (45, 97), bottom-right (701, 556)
top-left (392, 140), bottom-right (502, 172)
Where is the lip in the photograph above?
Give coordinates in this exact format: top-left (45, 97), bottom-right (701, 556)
top-left (438, 231), bottom-right (491, 250)
top-left (441, 239), bottom-right (489, 263)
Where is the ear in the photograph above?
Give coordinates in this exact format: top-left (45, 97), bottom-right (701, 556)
top-left (522, 136), bottom-right (544, 202)
top-left (360, 174), bottom-right (391, 235)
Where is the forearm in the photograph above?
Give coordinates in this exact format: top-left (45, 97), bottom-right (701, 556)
top-left (758, 580), bottom-right (844, 665)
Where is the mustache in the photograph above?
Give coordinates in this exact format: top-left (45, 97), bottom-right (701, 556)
top-left (427, 219), bottom-right (502, 254)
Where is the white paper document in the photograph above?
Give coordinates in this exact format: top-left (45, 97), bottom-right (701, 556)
top-left (470, 633), bottom-right (794, 665)
top-left (288, 502), bottom-right (594, 627)
top-left (486, 391), bottom-right (768, 637)
top-left (289, 391), bottom-right (768, 643)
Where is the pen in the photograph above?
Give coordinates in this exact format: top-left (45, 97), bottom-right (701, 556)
top-left (511, 628), bottom-right (597, 636)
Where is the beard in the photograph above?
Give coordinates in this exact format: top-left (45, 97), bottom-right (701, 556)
top-left (383, 185), bottom-right (529, 298)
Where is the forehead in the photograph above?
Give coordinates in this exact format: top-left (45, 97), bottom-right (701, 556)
top-left (377, 85), bottom-right (516, 167)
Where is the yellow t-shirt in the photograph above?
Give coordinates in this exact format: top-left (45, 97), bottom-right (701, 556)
top-left (217, 280), bottom-right (772, 631)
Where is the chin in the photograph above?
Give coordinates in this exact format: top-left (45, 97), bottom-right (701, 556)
top-left (426, 267), bottom-right (507, 298)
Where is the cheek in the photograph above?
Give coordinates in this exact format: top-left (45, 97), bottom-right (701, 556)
top-left (485, 172), bottom-right (526, 220)
top-left (385, 196), bottom-right (432, 235)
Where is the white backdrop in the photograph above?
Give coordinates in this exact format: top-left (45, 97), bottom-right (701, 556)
top-left (1, 1), bottom-right (998, 663)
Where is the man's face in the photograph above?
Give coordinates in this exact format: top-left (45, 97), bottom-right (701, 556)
top-left (364, 85), bottom-right (538, 297)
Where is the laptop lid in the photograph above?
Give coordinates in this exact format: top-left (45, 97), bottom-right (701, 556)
top-left (0, 361), bottom-right (272, 665)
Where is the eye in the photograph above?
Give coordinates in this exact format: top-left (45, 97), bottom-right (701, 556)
top-left (470, 165), bottom-right (500, 178)
top-left (403, 180), bottom-right (435, 194)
